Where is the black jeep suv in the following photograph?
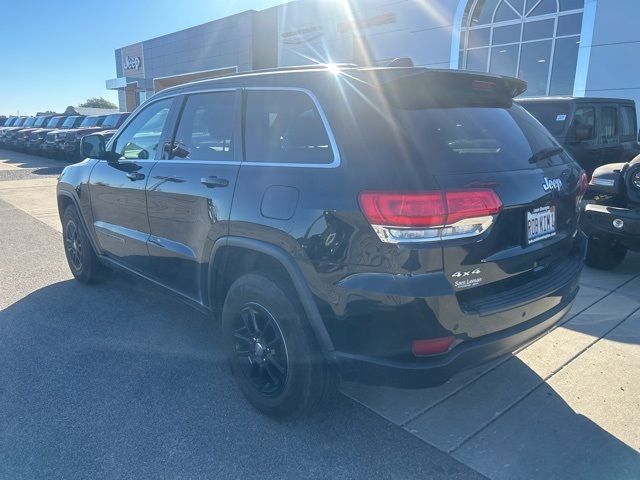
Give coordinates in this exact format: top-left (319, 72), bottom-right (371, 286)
top-left (57, 65), bottom-right (587, 418)
top-left (581, 155), bottom-right (640, 269)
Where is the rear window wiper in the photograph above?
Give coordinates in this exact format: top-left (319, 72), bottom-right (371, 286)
top-left (529, 146), bottom-right (564, 164)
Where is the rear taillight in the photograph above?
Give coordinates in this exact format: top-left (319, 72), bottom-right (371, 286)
top-left (412, 336), bottom-right (456, 357)
top-left (358, 190), bottom-right (502, 244)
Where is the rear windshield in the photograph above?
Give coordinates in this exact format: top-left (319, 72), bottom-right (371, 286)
top-left (518, 102), bottom-right (570, 135)
top-left (386, 104), bottom-right (566, 174)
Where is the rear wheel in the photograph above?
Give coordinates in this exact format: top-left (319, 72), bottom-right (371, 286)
top-left (585, 238), bottom-right (627, 270)
top-left (62, 205), bottom-right (111, 283)
top-left (222, 274), bottom-right (337, 419)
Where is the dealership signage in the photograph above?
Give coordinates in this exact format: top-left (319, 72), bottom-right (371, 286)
top-left (337, 12), bottom-right (396, 34)
top-left (281, 25), bottom-right (324, 45)
top-left (123, 55), bottom-right (142, 72)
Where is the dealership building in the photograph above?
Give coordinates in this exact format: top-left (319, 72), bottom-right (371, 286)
top-left (108, 0), bottom-right (639, 112)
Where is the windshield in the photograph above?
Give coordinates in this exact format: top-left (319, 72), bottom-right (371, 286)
top-left (371, 104), bottom-right (565, 175)
top-left (61, 117), bottom-right (79, 129)
top-left (46, 117), bottom-right (61, 128)
top-left (518, 102), bottom-right (571, 135)
top-left (80, 116), bottom-right (102, 128)
top-left (34, 117), bottom-right (47, 128)
top-left (23, 118), bottom-right (36, 127)
top-left (102, 114), bottom-right (123, 129)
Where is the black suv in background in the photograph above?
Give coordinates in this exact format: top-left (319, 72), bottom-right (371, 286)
top-left (58, 66), bottom-right (587, 418)
top-left (518, 97), bottom-right (640, 176)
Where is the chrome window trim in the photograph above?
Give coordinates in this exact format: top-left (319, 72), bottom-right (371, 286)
top-left (115, 87), bottom-right (341, 169)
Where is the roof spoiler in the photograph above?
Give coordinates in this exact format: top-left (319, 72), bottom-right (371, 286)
top-left (380, 69), bottom-right (528, 109)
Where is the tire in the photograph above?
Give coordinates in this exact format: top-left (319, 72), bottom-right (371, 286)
top-left (585, 238), bottom-right (627, 270)
top-left (62, 205), bottom-right (111, 283)
top-left (222, 274), bottom-right (338, 419)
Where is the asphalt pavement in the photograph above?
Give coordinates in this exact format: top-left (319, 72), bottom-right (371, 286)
top-left (0, 151), bottom-right (482, 479)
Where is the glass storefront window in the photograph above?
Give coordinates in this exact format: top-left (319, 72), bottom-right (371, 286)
top-left (461, 0), bottom-right (585, 96)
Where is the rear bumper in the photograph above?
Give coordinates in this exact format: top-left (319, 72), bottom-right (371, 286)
top-left (336, 292), bottom-right (576, 388)
top-left (581, 203), bottom-right (640, 244)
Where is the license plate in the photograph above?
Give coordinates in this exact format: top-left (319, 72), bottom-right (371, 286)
top-left (527, 205), bottom-right (556, 244)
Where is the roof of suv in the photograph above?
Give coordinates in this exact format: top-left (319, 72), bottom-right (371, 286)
top-left (157, 65), bottom-right (527, 99)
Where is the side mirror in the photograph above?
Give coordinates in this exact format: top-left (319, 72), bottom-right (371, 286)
top-left (573, 125), bottom-right (593, 142)
top-left (81, 134), bottom-right (119, 162)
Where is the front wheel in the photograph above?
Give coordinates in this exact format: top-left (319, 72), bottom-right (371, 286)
top-left (222, 274), bottom-right (337, 419)
top-left (585, 238), bottom-right (627, 270)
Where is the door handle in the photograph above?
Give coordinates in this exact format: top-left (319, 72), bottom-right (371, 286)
top-left (201, 176), bottom-right (229, 188)
top-left (126, 172), bottom-right (146, 181)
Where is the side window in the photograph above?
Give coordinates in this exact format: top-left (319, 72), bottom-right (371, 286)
top-left (171, 92), bottom-right (235, 161)
top-left (245, 90), bottom-right (334, 165)
top-left (620, 106), bottom-right (637, 139)
top-left (601, 107), bottom-right (618, 141)
top-left (572, 106), bottom-right (595, 139)
top-left (114, 98), bottom-right (173, 160)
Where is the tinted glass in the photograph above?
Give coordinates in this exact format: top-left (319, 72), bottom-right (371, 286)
top-left (23, 118), bottom-right (36, 127)
top-left (388, 104), bottom-right (566, 174)
top-left (468, 28), bottom-right (491, 48)
top-left (80, 117), bottom-right (100, 128)
top-left (520, 102), bottom-right (571, 134)
top-left (46, 117), bottom-right (61, 128)
top-left (467, 47), bottom-right (489, 71)
top-left (549, 36), bottom-right (580, 95)
top-left (245, 90), bottom-right (334, 165)
top-left (114, 99), bottom-right (172, 160)
top-left (492, 24), bottom-right (521, 45)
top-left (62, 117), bottom-right (79, 128)
top-left (522, 19), bottom-right (555, 41)
top-left (172, 92), bottom-right (235, 162)
top-left (573, 107), bottom-right (595, 139)
top-left (34, 117), bottom-right (47, 128)
top-left (490, 44), bottom-right (519, 77)
top-left (601, 107), bottom-right (618, 140)
top-left (557, 13), bottom-right (583, 36)
top-left (519, 40), bottom-right (552, 96)
top-left (102, 114), bottom-right (125, 129)
top-left (620, 106), bottom-right (636, 138)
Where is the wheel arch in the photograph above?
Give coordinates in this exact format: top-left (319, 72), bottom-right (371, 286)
top-left (207, 237), bottom-right (336, 361)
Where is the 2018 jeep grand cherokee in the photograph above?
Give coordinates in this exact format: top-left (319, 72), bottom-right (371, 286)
top-left (57, 65), bottom-right (587, 418)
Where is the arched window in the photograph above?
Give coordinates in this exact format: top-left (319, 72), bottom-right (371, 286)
top-left (460, 0), bottom-right (584, 96)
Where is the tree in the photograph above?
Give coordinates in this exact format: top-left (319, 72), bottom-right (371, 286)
top-left (79, 97), bottom-right (118, 109)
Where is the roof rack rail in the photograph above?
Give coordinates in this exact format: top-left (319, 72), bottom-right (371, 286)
top-left (220, 63), bottom-right (359, 78)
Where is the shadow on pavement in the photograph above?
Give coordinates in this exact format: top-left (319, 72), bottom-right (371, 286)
top-left (0, 276), bottom-right (481, 480)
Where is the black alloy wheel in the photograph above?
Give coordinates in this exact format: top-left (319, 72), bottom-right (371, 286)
top-left (233, 303), bottom-right (289, 397)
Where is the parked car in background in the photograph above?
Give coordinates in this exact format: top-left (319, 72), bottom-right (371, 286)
top-left (42, 116), bottom-right (85, 158)
top-left (0, 116), bottom-right (7, 127)
top-left (59, 65), bottom-right (587, 418)
top-left (0, 117), bottom-right (28, 146)
top-left (25, 116), bottom-right (67, 154)
top-left (518, 97), bottom-right (640, 177)
top-left (60, 114), bottom-right (130, 162)
top-left (581, 154), bottom-right (640, 269)
top-left (4, 116), bottom-right (39, 148)
top-left (12, 115), bottom-right (53, 151)
top-left (91, 112), bottom-right (131, 143)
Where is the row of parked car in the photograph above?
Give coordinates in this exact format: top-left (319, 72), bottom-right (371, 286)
top-left (0, 113), bottom-right (130, 162)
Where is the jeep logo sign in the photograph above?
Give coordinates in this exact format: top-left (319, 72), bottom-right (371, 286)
top-left (543, 177), bottom-right (563, 192)
top-left (123, 55), bottom-right (142, 71)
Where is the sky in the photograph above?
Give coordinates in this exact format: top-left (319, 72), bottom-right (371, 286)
top-left (0, 0), bottom-right (287, 116)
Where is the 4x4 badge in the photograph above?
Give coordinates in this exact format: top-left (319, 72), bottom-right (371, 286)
top-left (452, 269), bottom-right (481, 278)
top-left (543, 177), bottom-right (563, 192)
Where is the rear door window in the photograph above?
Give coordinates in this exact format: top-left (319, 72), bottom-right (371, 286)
top-left (244, 90), bottom-right (334, 165)
top-left (600, 106), bottom-right (618, 143)
top-left (620, 106), bottom-right (637, 140)
top-left (171, 92), bottom-right (235, 161)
